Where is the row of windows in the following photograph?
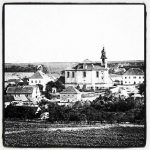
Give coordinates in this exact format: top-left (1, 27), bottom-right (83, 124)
top-left (31, 80), bottom-right (41, 84)
top-left (14, 94), bottom-right (30, 97)
top-left (67, 71), bottom-right (104, 78)
top-left (125, 81), bottom-right (143, 84)
top-left (62, 94), bottom-right (75, 97)
top-left (124, 76), bottom-right (144, 79)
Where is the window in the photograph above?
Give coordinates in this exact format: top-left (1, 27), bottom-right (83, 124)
top-left (139, 77), bottom-right (141, 79)
top-left (129, 77), bottom-right (130, 79)
top-left (125, 77), bottom-right (127, 79)
top-left (143, 76), bottom-right (144, 79)
top-left (125, 81), bottom-right (127, 83)
top-left (72, 72), bottom-right (75, 78)
top-left (67, 72), bottom-right (70, 78)
top-left (133, 76), bottom-right (136, 79)
top-left (31, 80), bottom-right (33, 83)
top-left (101, 77), bottom-right (104, 80)
top-left (96, 71), bottom-right (99, 78)
top-left (101, 71), bottom-right (104, 75)
top-left (39, 80), bottom-right (41, 83)
top-left (35, 80), bottom-right (37, 83)
top-left (83, 71), bottom-right (86, 77)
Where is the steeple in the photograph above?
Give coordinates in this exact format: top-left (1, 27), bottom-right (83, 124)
top-left (101, 47), bottom-right (107, 68)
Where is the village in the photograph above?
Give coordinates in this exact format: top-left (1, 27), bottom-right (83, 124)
top-left (3, 3), bottom-right (146, 147)
top-left (4, 48), bottom-right (145, 122)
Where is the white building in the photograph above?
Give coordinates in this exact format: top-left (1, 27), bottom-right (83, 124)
top-left (29, 65), bottom-right (55, 91)
top-left (64, 48), bottom-right (113, 90)
top-left (6, 85), bottom-right (41, 104)
top-left (122, 68), bottom-right (144, 85)
top-left (60, 86), bottom-right (81, 103)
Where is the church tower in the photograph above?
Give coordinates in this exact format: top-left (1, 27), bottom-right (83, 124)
top-left (101, 47), bottom-right (107, 68)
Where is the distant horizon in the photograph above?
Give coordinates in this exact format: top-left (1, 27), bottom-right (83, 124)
top-left (5, 59), bottom-right (144, 64)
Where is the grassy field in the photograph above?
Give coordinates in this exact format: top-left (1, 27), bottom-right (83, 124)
top-left (3, 121), bottom-right (145, 147)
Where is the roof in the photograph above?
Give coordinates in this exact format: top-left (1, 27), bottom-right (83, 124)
top-left (6, 85), bottom-right (37, 94)
top-left (68, 61), bottom-right (106, 71)
top-left (7, 79), bottom-right (23, 83)
top-left (29, 71), bottom-right (44, 79)
top-left (123, 68), bottom-right (144, 75)
top-left (4, 95), bottom-right (15, 102)
top-left (29, 70), bottom-right (52, 79)
top-left (60, 86), bottom-right (81, 94)
top-left (110, 74), bottom-right (122, 77)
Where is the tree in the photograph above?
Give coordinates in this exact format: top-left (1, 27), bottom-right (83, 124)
top-left (55, 80), bottom-right (65, 92)
top-left (22, 77), bottom-right (29, 85)
top-left (48, 102), bottom-right (65, 123)
top-left (45, 80), bottom-right (65, 94)
top-left (57, 76), bottom-right (65, 84)
top-left (138, 83), bottom-right (145, 95)
top-left (45, 81), bottom-right (55, 93)
top-left (36, 84), bottom-right (43, 93)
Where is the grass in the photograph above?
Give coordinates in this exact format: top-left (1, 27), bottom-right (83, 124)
top-left (3, 121), bottom-right (145, 147)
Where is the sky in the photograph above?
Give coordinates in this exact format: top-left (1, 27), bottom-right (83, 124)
top-left (5, 4), bottom-right (145, 63)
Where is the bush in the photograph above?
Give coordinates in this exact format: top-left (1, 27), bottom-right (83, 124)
top-left (4, 105), bottom-right (38, 119)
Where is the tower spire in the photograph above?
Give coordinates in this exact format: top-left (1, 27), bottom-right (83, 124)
top-left (101, 47), bottom-right (107, 68)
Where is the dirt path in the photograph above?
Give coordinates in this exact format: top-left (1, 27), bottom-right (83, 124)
top-left (5, 124), bottom-right (144, 135)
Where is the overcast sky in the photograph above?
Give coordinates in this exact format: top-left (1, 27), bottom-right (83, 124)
top-left (5, 4), bottom-right (144, 63)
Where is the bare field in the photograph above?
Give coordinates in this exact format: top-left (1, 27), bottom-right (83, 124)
top-left (3, 121), bottom-right (145, 147)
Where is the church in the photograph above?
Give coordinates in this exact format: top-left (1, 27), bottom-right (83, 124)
top-left (64, 48), bottom-right (113, 90)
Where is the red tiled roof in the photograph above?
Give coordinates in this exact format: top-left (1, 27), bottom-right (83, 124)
top-left (123, 68), bottom-right (144, 75)
top-left (6, 86), bottom-right (36, 94)
top-left (60, 86), bottom-right (80, 94)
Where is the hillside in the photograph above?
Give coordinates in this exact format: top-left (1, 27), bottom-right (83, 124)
top-left (4, 60), bottom-right (144, 74)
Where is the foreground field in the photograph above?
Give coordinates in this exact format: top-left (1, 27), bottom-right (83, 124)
top-left (3, 121), bottom-right (145, 147)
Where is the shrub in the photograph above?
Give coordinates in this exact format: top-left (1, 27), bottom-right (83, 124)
top-left (4, 105), bottom-right (38, 119)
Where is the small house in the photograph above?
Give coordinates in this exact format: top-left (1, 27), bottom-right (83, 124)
top-left (6, 85), bottom-right (41, 104)
top-left (29, 66), bottom-right (55, 91)
top-left (60, 86), bottom-right (81, 103)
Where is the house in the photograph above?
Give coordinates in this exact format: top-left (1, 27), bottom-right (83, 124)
top-left (64, 47), bottom-right (113, 90)
top-left (60, 86), bottom-right (81, 103)
top-left (110, 74), bottom-right (123, 85)
top-left (4, 73), bottom-right (23, 88)
top-left (29, 65), bottom-right (55, 91)
top-left (6, 85), bottom-right (41, 104)
top-left (122, 68), bottom-right (144, 85)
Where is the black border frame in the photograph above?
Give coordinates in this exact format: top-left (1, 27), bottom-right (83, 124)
top-left (2, 2), bottom-right (147, 148)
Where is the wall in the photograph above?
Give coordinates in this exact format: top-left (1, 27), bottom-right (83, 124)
top-left (29, 78), bottom-right (51, 91)
top-left (65, 69), bottom-right (110, 89)
top-left (60, 93), bottom-right (81, 102)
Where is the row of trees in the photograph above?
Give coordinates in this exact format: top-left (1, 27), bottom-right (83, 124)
top-left (5, 64), bottom-right (48, 73)
top-left (4, 94), bottom-right (145, 124)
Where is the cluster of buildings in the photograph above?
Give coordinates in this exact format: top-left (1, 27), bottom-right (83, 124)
top-left (64, 47), bottom-right (144, 88)
top-left (5, 47), bottom-right (144, 107)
